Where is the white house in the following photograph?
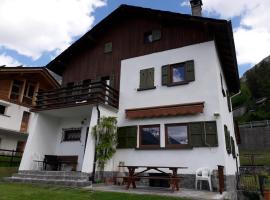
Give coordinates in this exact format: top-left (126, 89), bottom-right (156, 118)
top-left (0, 67), bottom-right (59, 153)
top-left (18, 3), bottom-right (240, 192)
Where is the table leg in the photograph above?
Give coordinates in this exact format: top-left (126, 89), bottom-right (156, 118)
top-left (126, 167), bottom-right (136, 190)
top-left (170, 168), bottom-right (179, 192)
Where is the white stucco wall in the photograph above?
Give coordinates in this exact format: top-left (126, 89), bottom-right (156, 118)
top-left (104, 41), bottom-right (238, 175)
top-left (82, 105), bottom-right (118, 173)
top-left (54, 116), bottom-right (91, 171)
top-left (0, 100), bottom-right (30, 152)
top-left (214, 44), bottom-right (240, 175)
top-left (0, 100), bottom-right (30, 132)
top-left (0, 135), bottom-right (18, 150)
top-left (20, 113), bottom-right (59, 170)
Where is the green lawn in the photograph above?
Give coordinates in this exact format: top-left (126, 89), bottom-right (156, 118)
top-left (0, 167), bottom-right (18, 178)
top-left (0, 183), bottom-right (189, 200)
top-left (0, 156), bottom-right (21, 167)
top-left (239, 149), bottom-right (270, 166)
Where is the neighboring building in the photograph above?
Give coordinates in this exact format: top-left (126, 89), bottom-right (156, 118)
top-left (19, 4), bottom-right (240, 191)
top-left (0, 67), bottom-right (60, 152)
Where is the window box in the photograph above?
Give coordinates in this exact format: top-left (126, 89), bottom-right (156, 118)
top-left (139, 124), bottom-right (160, 148)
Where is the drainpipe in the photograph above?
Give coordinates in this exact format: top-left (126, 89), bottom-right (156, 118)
top-left (91, 105), bottom-right (100, 183)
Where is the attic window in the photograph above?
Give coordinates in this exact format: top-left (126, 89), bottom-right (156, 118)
top-left (104, 42), bottom-right (112, 53)
top-left (144, 30), bottom-right (161, 43)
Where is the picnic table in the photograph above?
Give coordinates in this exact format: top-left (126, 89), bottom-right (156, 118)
top-left (118, 165), bottom-right (188, 192)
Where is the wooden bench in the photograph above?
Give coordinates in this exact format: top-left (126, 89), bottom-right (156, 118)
top-left (34, 155), bottom-right (78, 171)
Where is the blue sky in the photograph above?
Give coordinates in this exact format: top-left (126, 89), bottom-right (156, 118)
top-left (0, 0), bottom-right (269, 77)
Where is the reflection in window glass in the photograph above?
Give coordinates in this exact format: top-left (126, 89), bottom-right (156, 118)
top-left (167, 125), bottom-right (188, 145)
top-left (172, 64), bottom-right (185, 83)
top-left (141, 126), bottom-right (160, 145)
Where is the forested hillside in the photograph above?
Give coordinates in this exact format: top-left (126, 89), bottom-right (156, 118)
top-left (232, 56), bottom-right (270, 122)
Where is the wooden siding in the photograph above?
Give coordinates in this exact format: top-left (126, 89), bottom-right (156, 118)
top-left (0, 72), bottom-right (59, 107)
top-left (61, 17), bottom-right (213, 90)
top-left (0, 79), bottom-right (12, 100)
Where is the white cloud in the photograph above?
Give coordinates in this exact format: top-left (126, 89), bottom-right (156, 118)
top-left (0, 54), bottom-right (21, 66)
top-left (0, 0), bottom-right (106, 60)
top-left (181, 0), bottom-right (270, 65)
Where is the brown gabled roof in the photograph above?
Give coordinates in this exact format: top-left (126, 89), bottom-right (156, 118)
top-left (0, 66), bottom-right (60, 88)
top-left (47, 4), bottom-right (239, 93)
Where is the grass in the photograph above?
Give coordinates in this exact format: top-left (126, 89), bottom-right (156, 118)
top-left (0, 167), bottom-right (18, 178)
top-left (0, 156), bottom-right (21, 167)
top-left (0, 183), bottom-right (189, 200)
top-left (239, 149), bottom-right (270, 166)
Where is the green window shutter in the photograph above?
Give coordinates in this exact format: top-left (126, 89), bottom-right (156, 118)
top-left (231, 136), bottom-right (236, 158)
top-left (205, 121), bottom-right (218, 147)
top-left (161, 65), bottom-right (170, 86)
top-left (139, 68), bottom-right (154, 90)
top-left (117, 126), bottom-right (137, 149)
top-left (224, 125), bottom-right (231, 154)
top-left (189, 122), bottom-right (204, 147)
top-left (226, 90), bottom-right (232, 112)
top-left (146, 68), bottom-right (154, 88)
top-left (185, 60), bottom-right (195, 82)
top-left (152, 30), bottom-right (161, 41)
top-left (139, 69), bottom-right (147, 89)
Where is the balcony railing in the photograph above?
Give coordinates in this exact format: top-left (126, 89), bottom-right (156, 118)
top-left (33, 81), bottom-right (119, 111)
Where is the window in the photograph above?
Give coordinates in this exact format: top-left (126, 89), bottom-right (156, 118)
top-left (220, 74), bottom-right (226, 97)
top-left (24, 83), bottom-right (35, 98)
top-left (138, 68), bottom-right (155, 91)
top-left (162, 60), bottom-right (195, 86)
top-left (0, 105), bottom-right (6, 115)
top-left (226, 90), bottom-right (232, 112)
top-left (10, 80), bottom-right (24, 101)
top-left (117, 126), bottom-right (137, 148)
top-left (165, 124), bottom-right (188, 148)
top-left (144, 29), bottom-right (161, 43)
top-left (104, 42), bottom-right (112, 53)
top-left (139, 125), bottom-right (160, 148)
top-left (224, 125), bottom-right (231, 154)
top-left (171, 63), bottom-right (185, 84)
top-left (62, 128), bottom-right (81, 142)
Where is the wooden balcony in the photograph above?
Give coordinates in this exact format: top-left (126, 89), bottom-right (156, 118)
top-left (32, 81), bottom-right (119, 111)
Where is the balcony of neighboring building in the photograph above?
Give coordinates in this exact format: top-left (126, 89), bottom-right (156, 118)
top-left (32, 80), bottom-right (119, 111)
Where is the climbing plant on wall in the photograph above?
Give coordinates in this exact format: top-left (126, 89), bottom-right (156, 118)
top-left (92, 116), bottom-right (117, 178)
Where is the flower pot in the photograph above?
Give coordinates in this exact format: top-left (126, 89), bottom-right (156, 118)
top-left (264, 190), bottom-right (270, 200)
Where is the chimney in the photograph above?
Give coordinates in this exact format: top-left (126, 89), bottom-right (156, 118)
top-left (190, 0), bottom-right (203, 17)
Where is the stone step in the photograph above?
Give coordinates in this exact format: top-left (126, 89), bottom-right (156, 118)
top-left (12, 173), bottom-right (89, 181)
top-left (18, 170), bottom-right (89, 177)
top-left (5, 177), bottom-right (92, 187)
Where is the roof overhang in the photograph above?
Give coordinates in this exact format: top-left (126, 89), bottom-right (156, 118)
top-left (0, 67), bottom-right (60, 88)
top-left (126, 102), bottom-right (204, 119)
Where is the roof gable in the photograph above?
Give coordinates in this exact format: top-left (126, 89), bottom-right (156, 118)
top-left (46, 4), bottom-right (239, 93)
